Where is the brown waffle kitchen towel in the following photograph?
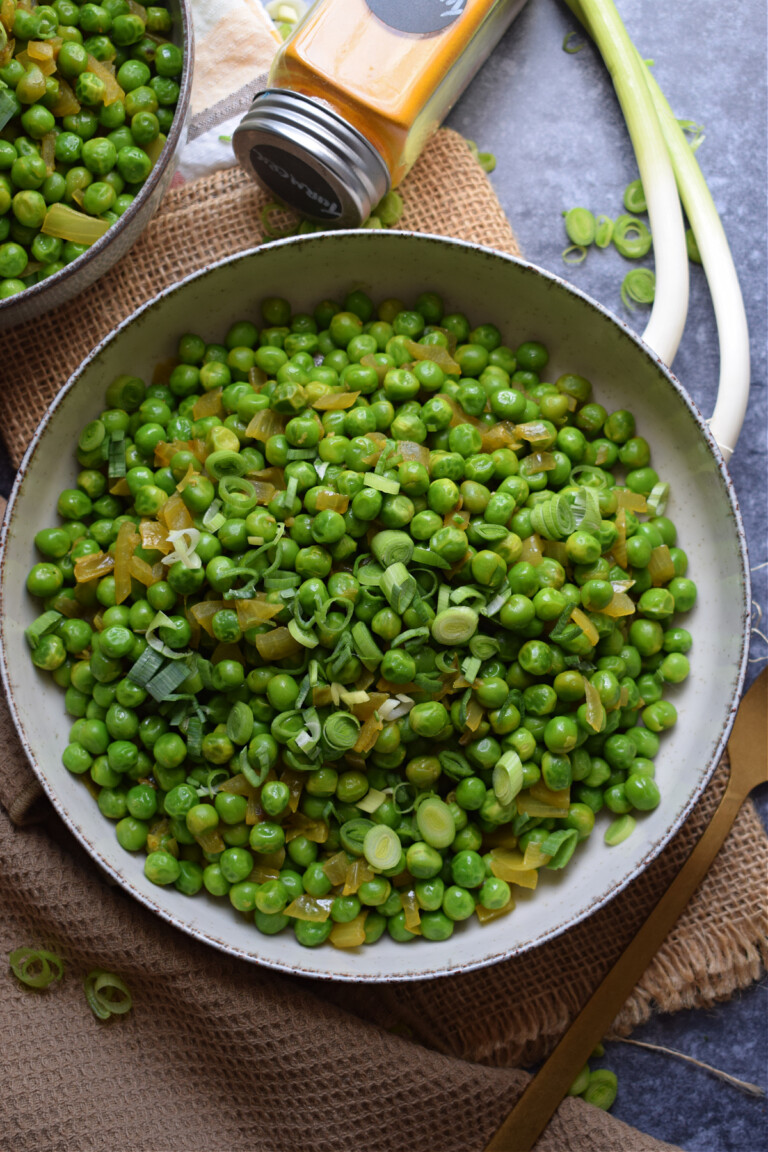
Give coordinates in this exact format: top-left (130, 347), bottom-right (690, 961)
top-left (0, 130), bottom-right (766, 1152)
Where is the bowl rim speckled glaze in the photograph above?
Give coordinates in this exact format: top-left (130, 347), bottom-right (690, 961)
top-left (0, 231), bottom-right (751, 981)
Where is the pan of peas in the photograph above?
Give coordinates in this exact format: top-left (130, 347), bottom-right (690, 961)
top-left (0, 0), bottom-right (191, 329)
top-left (0, 231), bottom-right (749, 980)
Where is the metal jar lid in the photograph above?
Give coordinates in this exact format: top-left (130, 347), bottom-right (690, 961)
top-left (233, 89), bottom-right (391, 228)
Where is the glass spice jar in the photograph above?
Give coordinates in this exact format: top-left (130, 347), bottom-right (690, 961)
top-left (234, 0), bottom-right (527, 226)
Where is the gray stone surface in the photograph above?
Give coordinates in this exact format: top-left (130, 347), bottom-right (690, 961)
top-left (445, 2), bottom-right (767, 1148)
top-left (0, 1), bottom-right (765, 1148)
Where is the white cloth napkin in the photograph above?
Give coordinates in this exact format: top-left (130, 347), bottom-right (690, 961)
top-left (178, 0), bottom-right (281, 180)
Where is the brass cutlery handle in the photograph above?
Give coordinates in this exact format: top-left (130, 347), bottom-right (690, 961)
top-left (483, 777), bottom-right (749, 1152)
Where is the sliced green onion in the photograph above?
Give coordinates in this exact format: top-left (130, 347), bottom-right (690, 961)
top-left (287, 619), bottom-right (319, 648)
top-left (468, 634), bottom-right (500, 660)
top-left (202, 499), bottom-right (226, 532)
top-left (432, 607), bottom-right (478, 646)
top-left (382, 561), bottom-right (417, 614)
top-left (571, 485), bottom-right (602, 534)
top-left (613, 214), bottom-right (652, 259)
top-left (371, 530), bottom-right (413, 567)
top-left (411, 545), bottom-right (451, 569)
top-left (356, 787), bottom-right (388, 814)
top-left (550, 604), bottom-right (582, 645)
top-left (186, 714), bottom-right (203, 758)
top-left (562, 30), bottom-right (585, 52)
top-left (340, 818), bottom-right (375, 856)
top-left (392, 782), bottom-right (417, 814)
top-left (25, 610), bottom-right (63, 650)
top-left (218, 475), bottom-right (258, 514)
top-left (0, 89), bottom-right (18, 132)
top-left (530, 491), bottom-right (576, 540)
top-left (363, 825), bottom-right (402, 872)
top-left (416, 797), bottom-right (456, 849)
top-left (390, 626), bottom-right (430, 649)
top-left (263, 573), bottom-right (301, 590)
top-left (226, 701), bottom-right (255, 746)
top-left (145, 611), bottom-right (191, 660)
top-left (127, 645), bottom-right (165, 687)
top-left (542, 828), bottom-right (580, 869)
top-left (595, 214), bottom-right (614, 248)
top-left (563, 207), bottom-right (596, 246)
top-left (623, 179), bottom-right (647, 213)
top-left (108, 430), bottom-right (126, 479)
top-left (481, 586), bottom-right (512, 617)
top-left (364, 472), bottom-right (400, 494)
top-left (374, 440), bottom-right (399, 474)
top-left (438, 749), bottom-right (473, 780)
top-left (323, 711), bottom-right (360, 751)
top-left (646, 481), bottom-right (670, 516)
top-left (493, 751), bottom-right (524, 807)
top-left (145, 660), bottom-right (191, 702)
top-left (604, 814), bottom-right (636, 846)
top-left (437, 585), bottom-right (451, 616)
top-left (621, 268), bottom-right (656, 310)
top-left (462, 655), bottom-right (482, 683)
top-left (83, 969), bottom-right (132, 1020)
top-left (562, 245), bottom-right (588, 265)
top-left (9, 947), bottom-right (65, 989)
top-left (413, 673), bottom-right (443, 694)
top-left (351, 621), bottom-right (383, 668)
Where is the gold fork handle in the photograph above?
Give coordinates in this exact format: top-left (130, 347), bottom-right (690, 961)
top-left (483, 779), bottom-right (747, 1152)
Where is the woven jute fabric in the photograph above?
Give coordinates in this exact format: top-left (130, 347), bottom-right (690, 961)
top-left (0, 128), bottom-right (766, 1152)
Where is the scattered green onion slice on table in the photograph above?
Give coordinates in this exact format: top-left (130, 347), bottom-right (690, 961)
top-left (83, 969), bottom-right (133, 1020)
top-left (621, 268), bottom-right (656, 309)
top-left (9, 948), bottom-right (65, 989)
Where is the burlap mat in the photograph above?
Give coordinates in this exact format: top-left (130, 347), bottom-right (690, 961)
top-left (0, 128), bottom-right (766, 1151)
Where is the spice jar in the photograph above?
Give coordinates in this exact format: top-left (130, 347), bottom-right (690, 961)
top-left (233, 0), bottom-right (527, 226)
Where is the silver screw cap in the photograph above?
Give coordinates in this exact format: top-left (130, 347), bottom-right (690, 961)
top-left (233, 89), bottom-right (391, 228)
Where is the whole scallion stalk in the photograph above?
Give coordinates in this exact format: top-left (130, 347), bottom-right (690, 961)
top-left (639, 61), bottom-right (750, 462)
top-left (564, 0), bottom-right (750, 461)
top-left (566, 0), bottom-right (689, 365)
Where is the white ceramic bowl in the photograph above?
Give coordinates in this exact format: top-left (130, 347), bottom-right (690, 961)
top-left (0, 232), bottom-right (750, 980)
top-left (0, 0), bottom-right (193, 331)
